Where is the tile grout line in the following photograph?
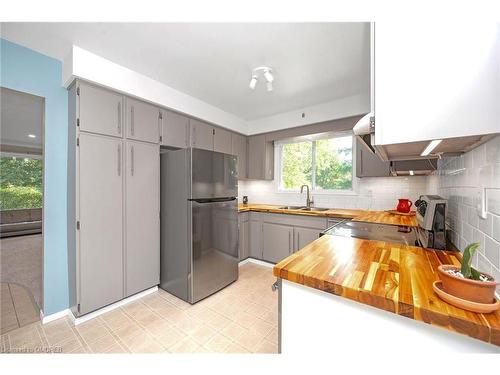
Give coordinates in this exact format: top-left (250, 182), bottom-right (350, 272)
top-left (119, 304), bottom-right (169, 352)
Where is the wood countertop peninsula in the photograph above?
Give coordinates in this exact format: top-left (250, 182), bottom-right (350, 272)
top-left (273, 235), bottom-right (500, 347)
top-left (238, 203), bottom-right (417, 227)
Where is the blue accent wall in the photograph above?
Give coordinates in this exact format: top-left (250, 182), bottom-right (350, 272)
top-left (1, 38), bottom-right (68, 315)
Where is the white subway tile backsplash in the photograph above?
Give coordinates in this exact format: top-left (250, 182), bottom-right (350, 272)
top-left (434, 135), bottom-right (500, 285)
top-left (488, 189), bottom-right (500, 216)
top-left (485, 236), bottom-right (500, 270)
top-left (478, 213), bottom-right (493, 237)
top-left (239, 176), bottom-right (430, 211)
top-left (493, 215), bottom-right (500, 243)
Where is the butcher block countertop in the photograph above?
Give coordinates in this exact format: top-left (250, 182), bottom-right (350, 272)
top-left (273, 235), bottom-right (500, 347)
top-left (238, 203), bottom-right (417, 227)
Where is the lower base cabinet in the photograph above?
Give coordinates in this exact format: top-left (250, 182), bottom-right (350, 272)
top-left (263, 223), bottom-right (294, 263)
top-left (249, 220), bottom-right (262, 259)
top-left (294, 227), bottom-right (323, 252)
top-left (238, 213), bottom-right (249, 260)
top-left (239, 212), bottom-right (328, 264)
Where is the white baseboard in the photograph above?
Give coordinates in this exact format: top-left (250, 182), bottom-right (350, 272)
top-left (70, 286), bottom-right (158, 326)
top-left (42, 309), bottom-right (70, 324)
top-left (239, 257), bottom-right (274, 268)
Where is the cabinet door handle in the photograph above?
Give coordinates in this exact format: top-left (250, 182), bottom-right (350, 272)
top-left (289, 231), bottom-right (292, 254)
top-left (117, 144), bottom-right (121, 176)
top-left (117, 102), bottom-right (122, 135)
top-left (158, 111), bottom-right (162, 143)
top-left (296, 232), bottom-right (299, 252)
top-left (131, 145), bottom-right (134, 176)
top-left (130, 105), bottom-right (135, 136)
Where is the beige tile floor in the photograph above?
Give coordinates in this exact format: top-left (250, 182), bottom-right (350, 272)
top-left (0, 263), bottom-right (278, 354)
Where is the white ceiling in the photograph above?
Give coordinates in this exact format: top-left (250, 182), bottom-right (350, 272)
top-left (0, 87), bottom-right (44, 151)
top-left (1, 22), bottom-right (370, 121)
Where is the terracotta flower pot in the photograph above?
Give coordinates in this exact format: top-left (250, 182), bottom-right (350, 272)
top-left (438, 265), bottom-right (498, 304)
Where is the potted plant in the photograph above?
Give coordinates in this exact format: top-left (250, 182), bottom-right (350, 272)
top-left (438, 243), bottom-right (498, 304)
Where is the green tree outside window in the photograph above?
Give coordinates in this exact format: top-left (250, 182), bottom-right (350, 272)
top-left (0, 156), bottom-right (43, 210)
top-left (279, 135), bottom-right (352, 191)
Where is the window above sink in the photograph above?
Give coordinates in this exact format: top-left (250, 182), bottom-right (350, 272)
top-left (274, 131), bottom-right (356, 195)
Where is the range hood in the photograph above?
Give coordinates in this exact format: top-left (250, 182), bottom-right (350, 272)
top-left (352, 113), bottom-right (496, 161)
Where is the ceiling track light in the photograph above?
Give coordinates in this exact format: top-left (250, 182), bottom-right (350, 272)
top-left (249, 66), bottom-right (274, 92)
top-left (249, 75), bottom-right (258, 90)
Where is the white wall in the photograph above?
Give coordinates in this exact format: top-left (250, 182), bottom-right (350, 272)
top-left (63, 46), bottom-right (370, 137)
top-left (63, 46), bottom-right (248, 134)
top-left (239, 176), bottom-right (429, 211)
top-left (246, 94), bottom-right (369, 135)
top-left (433, 135), bottom-right (500, 292)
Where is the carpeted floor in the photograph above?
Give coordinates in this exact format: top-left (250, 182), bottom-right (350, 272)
top-left (0, 234), bottom-right (43, 310)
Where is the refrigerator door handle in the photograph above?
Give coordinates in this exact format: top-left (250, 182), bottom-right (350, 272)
top-left (188, 197), bottom-right (237, 204)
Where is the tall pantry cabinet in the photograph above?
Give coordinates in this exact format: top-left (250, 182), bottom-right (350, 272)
top-left (68, 80), bottom-right (160, 317)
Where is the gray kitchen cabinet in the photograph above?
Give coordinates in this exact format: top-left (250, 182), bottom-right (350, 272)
top-left (249, 219), bottom-right (262, 259)
top-left (356, 140), bottom-right (390, 177)
top-left (125, 140), bottom-right (160, 297)
top-left (248, 134), bottom-right (274, 180)
top-left (231, 133), bottom-right (247, 178)
top-left (214, 127), bottom-right (232, 154)
top-left (262, 223), bottom-right (293, 263)
top-left (77, 133), bottom-right (124, 315)
top-left (238, 213), bottom-right (249, 261)
top-left (126, 98), bottom-right (161, 144)
top-left (190, 119), bottom-right (214, 151)
top-left (294, 227), bottom-right (322, 252)
top-left (162, 110), bottom-right (190, 148)
top-left (77, 81), bottom-right (124, 138)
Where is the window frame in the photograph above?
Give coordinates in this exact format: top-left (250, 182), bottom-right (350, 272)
top-left (274, 131), bottom-right (357, 196)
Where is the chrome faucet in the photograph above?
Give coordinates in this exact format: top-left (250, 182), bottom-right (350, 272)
top-left (300, 184), bottom-right (314, 208)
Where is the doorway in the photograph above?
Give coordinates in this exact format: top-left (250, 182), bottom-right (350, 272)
top-left (0, 87), bottom-right (44, 334)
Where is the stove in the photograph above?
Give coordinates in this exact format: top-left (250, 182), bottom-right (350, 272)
top-left (321, 220), bottom-right (418, 247)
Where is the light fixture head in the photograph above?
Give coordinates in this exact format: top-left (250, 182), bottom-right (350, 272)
top-left (421, 139), bottom-right (442, 156)
top-left (249, 75), bottom-right (258, 90)
top-left (249, 66), bottom-right (274, 92)
top-left (263, 69), bottom-right (274, 83)
top-left (28, 134), bottom-right (36, 138)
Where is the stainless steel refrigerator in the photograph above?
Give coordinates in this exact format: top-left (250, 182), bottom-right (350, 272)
top-left (160, 148), bottom-right (239, 304)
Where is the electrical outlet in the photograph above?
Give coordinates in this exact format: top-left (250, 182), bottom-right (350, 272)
top-left (476, 188), bottom-right (487, 219)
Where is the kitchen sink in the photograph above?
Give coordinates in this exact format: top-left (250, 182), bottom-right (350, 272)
top-left (301, 207), bottom-right (330, 212)
top-left (279, 206), bottom-right (330, 212)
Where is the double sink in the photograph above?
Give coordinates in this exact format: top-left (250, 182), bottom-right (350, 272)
top-left (278, 206), bottom-right (330, 212)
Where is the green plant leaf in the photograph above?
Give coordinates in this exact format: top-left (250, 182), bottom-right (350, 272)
top-left (470, 267), bottom-right (482, 281)
top-left (460, 243), bottom-right (480, 279)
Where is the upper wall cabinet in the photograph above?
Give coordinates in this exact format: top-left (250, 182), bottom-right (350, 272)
top-left (77, 81), bottom-right (124, 138)
top-left (214, 127), bottom-right (232, 154)
top-left (162, 110), bottom-right (190, 148)
top-left (125, 98), bottom-right (161, 144)
top-left (356, 140), bottom-right (390, 177)
top-left (190, 119), bottom-right (214, 151)
top-left (374, 22), bottom-right (500, 147)
top-left (231, 133), bottom-right (247, 178)
top-left (247, 134), bottom-right (274, 180)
